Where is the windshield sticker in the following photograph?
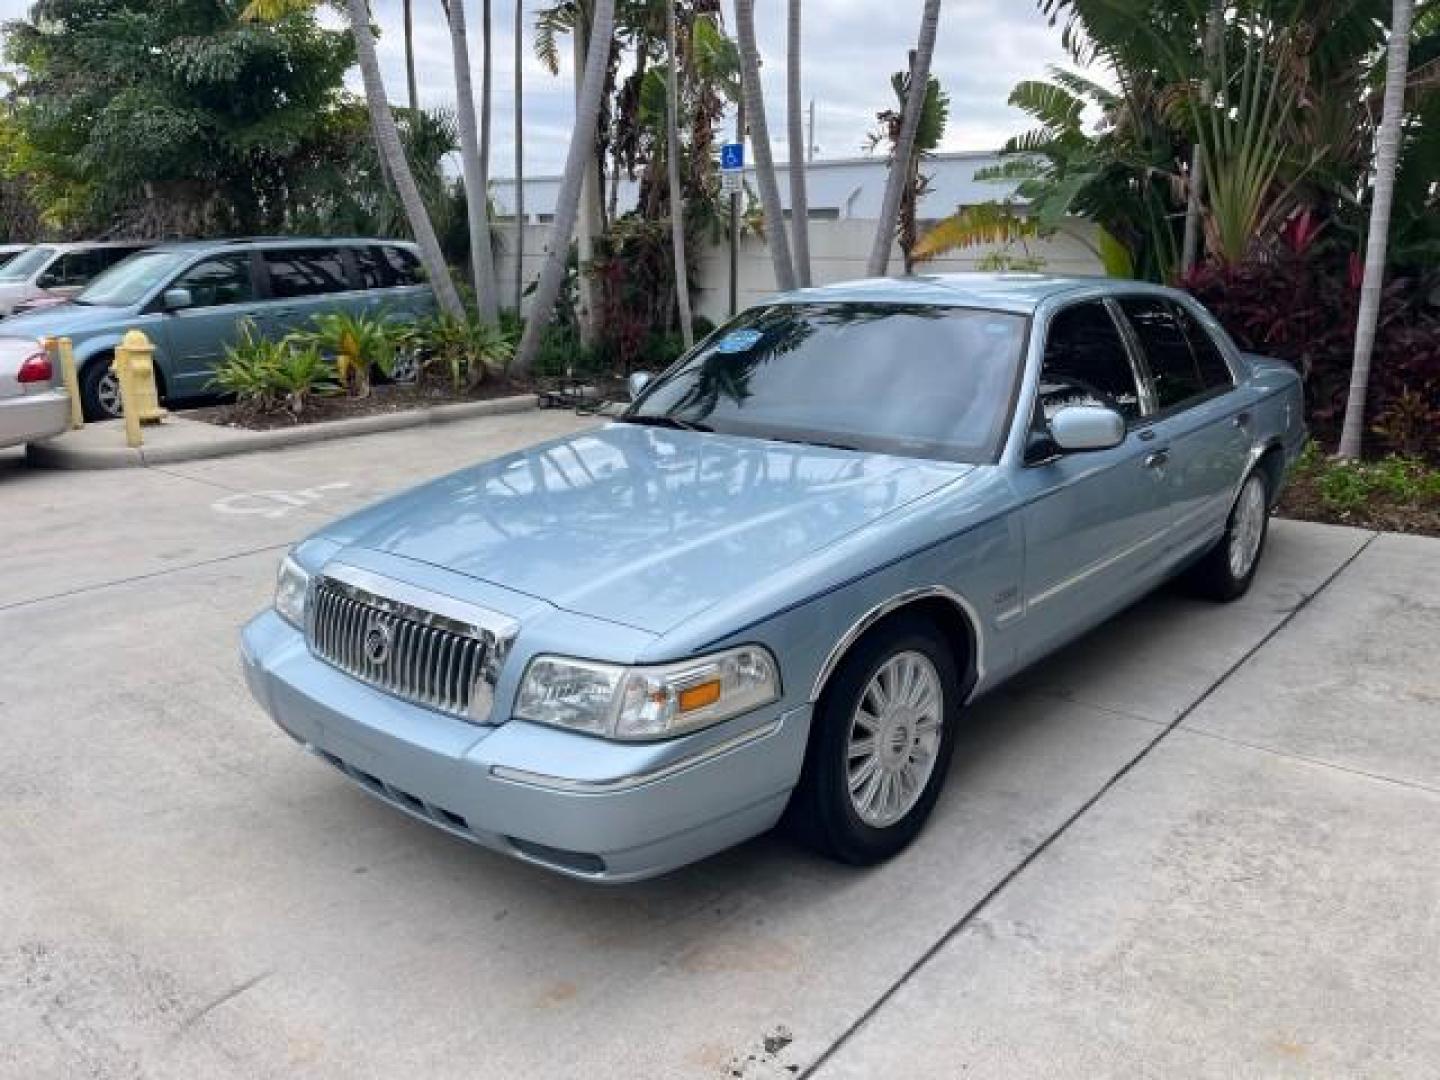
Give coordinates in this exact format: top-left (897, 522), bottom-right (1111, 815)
top-left (714, 329), bottom-right (763, 354)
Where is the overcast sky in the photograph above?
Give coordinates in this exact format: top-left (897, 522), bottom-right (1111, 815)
top-left (0, 0), bottom-right (1079, 176)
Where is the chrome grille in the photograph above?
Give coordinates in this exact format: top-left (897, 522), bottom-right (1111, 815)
top-left (306, 569), bottom-right (515, 722)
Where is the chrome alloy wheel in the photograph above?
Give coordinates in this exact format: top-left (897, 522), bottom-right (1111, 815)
top-left (1229, 474), bottom-right (1267, 579)
top-left (846, 650), bottom-right (944, 828)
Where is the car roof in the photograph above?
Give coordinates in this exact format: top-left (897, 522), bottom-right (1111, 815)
top-left (141, 237), bottom-right (421, 254)
top-left (767, 273), bottom-right (1174, 315)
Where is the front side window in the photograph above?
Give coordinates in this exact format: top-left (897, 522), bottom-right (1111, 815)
top-left (38, 250), bottom-right (103, 288)
top-left (172, 255), bottom-right (256, 309)
top-left (1118, 296), bottom-right (1208, 410)
top-left (1035, 301), bottom-right (1144, 423)
top-left (264, 248), bottom-right (351, 299)
top-left (625, 302), bottom-right (1029, 463)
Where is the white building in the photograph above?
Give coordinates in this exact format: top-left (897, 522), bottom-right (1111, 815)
top-left (491, 150), bottom-right (1021, 224)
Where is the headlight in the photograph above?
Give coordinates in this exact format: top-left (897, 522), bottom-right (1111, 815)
top-left (515, 645), bottom-right (780, 740)
top-left (274, 554), bottom-right (310, 629)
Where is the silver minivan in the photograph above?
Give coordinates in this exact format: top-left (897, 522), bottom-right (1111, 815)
top-left (0, 241), bottom-right (153, 317)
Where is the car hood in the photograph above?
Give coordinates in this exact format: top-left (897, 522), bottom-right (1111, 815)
top-left (327, 424), bottom-right (971, 634)
top-left (0, 302), bottom-right (124, 338)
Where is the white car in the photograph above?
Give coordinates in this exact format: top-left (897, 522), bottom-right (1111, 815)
top-left (0, 339), bottom-right (70, 449)
top-left (0, 241), bottom-right (151, 318)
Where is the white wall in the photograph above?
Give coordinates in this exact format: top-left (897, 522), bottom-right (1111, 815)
top-left (494, 217), bottom-right (1104, 325)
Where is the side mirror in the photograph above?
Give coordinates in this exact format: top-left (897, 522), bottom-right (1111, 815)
top-left (163, 287), bottom-right (194, 312)
top-left (627, 371), bottom-right (653, 401)
top-left (1049, 404), bottom-right (1126, 453)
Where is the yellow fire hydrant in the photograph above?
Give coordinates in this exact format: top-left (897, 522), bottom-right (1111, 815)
top-left (112, 329), bottom-right (167, 448)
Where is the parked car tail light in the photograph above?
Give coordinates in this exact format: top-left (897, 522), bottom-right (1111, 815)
top-left (16, 351), bottom-right (52, 384)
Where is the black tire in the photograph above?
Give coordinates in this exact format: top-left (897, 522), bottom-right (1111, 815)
top-left (1184, 468), bottom-right (1270, 602)
top-left (79, 357), bottom-right (123, 422)
top-left (787, 613), bottom-right (961, 865)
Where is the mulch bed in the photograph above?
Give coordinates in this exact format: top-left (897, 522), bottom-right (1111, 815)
top-left (1277, 474), bottom-right (1440, 538)
top-left (187, 378), bottom-right (539, 432)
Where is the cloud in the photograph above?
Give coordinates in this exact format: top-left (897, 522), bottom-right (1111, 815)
top-left (2, 0), bottom-right (1080, 175)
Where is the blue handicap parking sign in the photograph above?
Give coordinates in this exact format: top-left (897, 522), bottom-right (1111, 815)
top-left (720, 142), bottom-right (745, 171)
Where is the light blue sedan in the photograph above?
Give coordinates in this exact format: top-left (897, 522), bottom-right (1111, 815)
top-left (241, 274), bottom-right (1305, 882)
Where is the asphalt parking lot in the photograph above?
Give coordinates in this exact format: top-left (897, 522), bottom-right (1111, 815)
top-left (2, 413), bottom-right (1437, 1079)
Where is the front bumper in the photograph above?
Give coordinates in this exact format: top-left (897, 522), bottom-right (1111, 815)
top-left (241, 610), bottom-right (811, 882)
top-left (0, 388), bottom-right (69, 449)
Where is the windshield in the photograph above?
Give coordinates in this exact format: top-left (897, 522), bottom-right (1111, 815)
top-left (0, 246), bottom-right (55, 282)
top-left (75, 250), bottom-right (187, 307)
top-left (625, 302), bottom-right (1029, 463)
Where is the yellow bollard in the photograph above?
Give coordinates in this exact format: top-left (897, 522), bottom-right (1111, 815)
top-left (56, 337), bottom-right (84, 430)
top-left (112, 329), bottom-right (167, 449)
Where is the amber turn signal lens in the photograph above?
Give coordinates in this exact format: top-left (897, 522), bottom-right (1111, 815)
top-left (677, 680), bottom-right (722, 713)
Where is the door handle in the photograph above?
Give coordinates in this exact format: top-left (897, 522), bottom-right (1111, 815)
top-left (1232, 411), bottom-right (1252, 428)
top-left (1144, 449), bottom-right (1170, 470)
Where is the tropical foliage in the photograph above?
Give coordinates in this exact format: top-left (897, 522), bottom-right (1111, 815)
top-left (867, 71), bottom-right (950, 273)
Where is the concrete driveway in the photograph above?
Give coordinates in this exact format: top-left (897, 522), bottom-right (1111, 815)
top-left (1, 415), bottom-right (1435, 1079)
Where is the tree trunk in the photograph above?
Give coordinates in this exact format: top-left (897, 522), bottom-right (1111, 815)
top-left (513, 0), bottom-right (616, 375)
top-left (867, 0), bottom-right (941, 277)
top-left (736, 0), bottom-right (796, 292)
top-left (404, 0), bottom-right (419, 113)
top-left (448, 0), bottom-right (501, 321)
top-left (346, 0), bottom-right (464, 319)
top-left (1179, 0), bottom-right (1223, 277)
top-left (666, 0), bottom-right (694, 349)
top-left (513, 0), bottom-right (525, 313)
top-left (481, 0), bottom-right (493, 193)
top-left (1338, 0), bottom-right (1414, 460)
top-left (786, 0), bottom-right (811, 287)
top-left (573, 13), bottom-right (601, 347)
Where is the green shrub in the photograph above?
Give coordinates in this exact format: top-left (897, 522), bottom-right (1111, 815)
top-left (417, 312), bottom-right (516, 389)
top-left (209, 321), bottom-right (338, 416)
top-left (291, 310), bottom-right (399, 397)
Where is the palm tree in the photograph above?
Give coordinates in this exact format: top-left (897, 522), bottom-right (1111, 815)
top-left (404, 0), bottom-right (419, 113)
top-left (513, 0), bottom-right (617, 374)
top-left (1179, 0), bottom-right (1223, 275)
top-left (344, 0), bottom-right (466, 318)
top-left (787, 0), bottom-right (811, 287)
top-left (1339, 0), bottom-right (1416, 460)
top-left (666, 0), bottom-right (695, 349)
top-left (736, 0), bottom-right (796, 292)
top-left (448, 0), bottom-right (501, 321)
top-left (514, 0), bottom-right (526, 312)
top-left (867, 0), bottom-right (942, 276)
top-left (482, 0), bottom-right (494, 192)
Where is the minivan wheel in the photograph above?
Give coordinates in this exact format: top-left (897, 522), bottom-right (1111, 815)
top-left (788, 613), bottom-right (960, 865)
top-left (80, 358), bottom-right (123, 422)
top-left (1185, 469), bottom-right (1270, 602)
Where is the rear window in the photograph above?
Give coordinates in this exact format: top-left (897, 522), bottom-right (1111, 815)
top-left (264, 248), bottom-right (352, 298)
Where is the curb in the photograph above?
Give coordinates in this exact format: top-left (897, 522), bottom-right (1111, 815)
top-left (27, 394), bottom-right (541, 470)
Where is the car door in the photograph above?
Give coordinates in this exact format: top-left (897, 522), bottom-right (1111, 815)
top-left (151, 252), bottom-right (264, 397)
top-left (257, 246), bottom-right (361, 339)
top-left (1114, 295), bottom-right (1250, 559)
top-left (1012, 299), bottom-right (1173, 664)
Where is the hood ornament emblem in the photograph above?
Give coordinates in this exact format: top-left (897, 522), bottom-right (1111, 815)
top-left (363, 620), bottom-right (394, 666)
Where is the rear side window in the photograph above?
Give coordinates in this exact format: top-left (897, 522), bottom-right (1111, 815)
top-left (1037, 301), bottom-right (1144, 422)
top-left (264, 248), bottom-right (352, 298)
top-left (353, 246), bottom-right (394, 289)
top-left (1117, 296), bottom-right (1207, 410)
top-left (381, 246), bottom-right (424, 286)
top-left (1173, 303), bottom-right (1234, 391)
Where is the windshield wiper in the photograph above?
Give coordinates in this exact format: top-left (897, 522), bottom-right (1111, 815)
top-left (620, 414), bottom-right (712, 433)
top-left (762, 434), bottom-right (862, 452)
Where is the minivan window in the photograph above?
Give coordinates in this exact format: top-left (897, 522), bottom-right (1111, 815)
top-left (1118, 296), bottom-right (1207, 410)
top-left (76, 251), bottom-right (188, 307)
top-left (380, 246), bottom-right (423, 286)
top-left (353, 246), bottom-right (393, 289)
top-left (626, 302), bottom-right (1029, 463)
top-left (264, 248), bottom-right (351, 298)
top-left (0, 246), bottom-right (55, 282)
top-left (173, 255), bottom-right (256, 308)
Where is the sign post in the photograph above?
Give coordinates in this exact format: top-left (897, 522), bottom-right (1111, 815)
top-left (721, 139), bottom-right (745, 318)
